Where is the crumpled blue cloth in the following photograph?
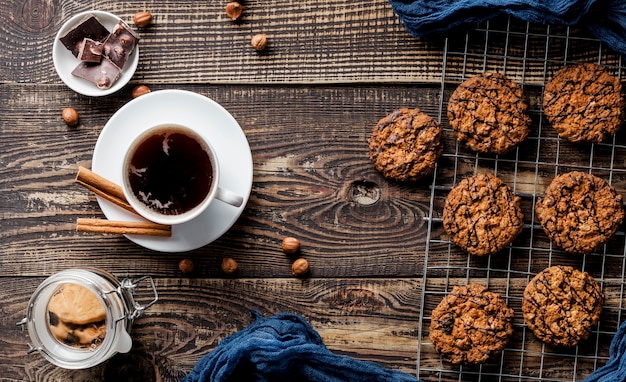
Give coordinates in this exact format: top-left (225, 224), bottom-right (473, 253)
top-left (387, 0), bottom-right (626, 56)
top-left (582, 319), bottom-right (626, 382)
top-left (181, 311), bottom-right (420, 382)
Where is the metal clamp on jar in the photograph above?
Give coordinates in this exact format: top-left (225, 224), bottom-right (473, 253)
top-left (17, 268), bottom-right (158, 369)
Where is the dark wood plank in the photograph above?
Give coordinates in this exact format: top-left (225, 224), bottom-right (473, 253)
top-left (3, 275), bottom-right (616, 381)
top-left (0, 83), bottom-right (442, 278)
top-left (3, 0), bottom-right (616, 87)
top-left (0, 0), bottom-right (445, 85)
top-left (3, 277), bottom-right (422, 381)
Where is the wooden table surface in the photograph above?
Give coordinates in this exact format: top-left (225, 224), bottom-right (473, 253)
top-left (3, 1), bottom-right (626, 381)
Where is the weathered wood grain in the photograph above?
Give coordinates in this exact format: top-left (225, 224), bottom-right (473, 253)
top-left (0, 83), bottom-right (442, 278)
top-left (0, 0), bottom-right (445, 85)
top-left (4, 276), bottom-right (620, 381)
top-left (3, 0), bottom-right (616, 86)
top-left (2, 77), bottom-right (626, 380)
top-left (3, 277), bottom-right (422, 381)
top-left (3, 0), bottom-right (626, 381)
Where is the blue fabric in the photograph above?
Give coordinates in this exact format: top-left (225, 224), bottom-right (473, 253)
top-left (582, 319), bottom-right (626, 382)
top-left (181, 311), bottom-right (420, 382)
top-left (387, 0), bottom-right (626, 56)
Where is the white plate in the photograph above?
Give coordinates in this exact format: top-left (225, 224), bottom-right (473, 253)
top-left (92, 90), bottom-right (253, 252)
top-left (53, 10), bottom-right (139, 96)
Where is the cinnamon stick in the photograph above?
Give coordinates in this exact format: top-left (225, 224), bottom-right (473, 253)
top-left (76, 218), bottom-right (172, 237)
top-left (75, 167), bottom-right (173, 236)
top-left (75, 166), bottom-right (134, 214)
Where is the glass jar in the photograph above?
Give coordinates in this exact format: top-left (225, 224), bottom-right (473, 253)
top-left (17, 268), bottom-right (157, 369)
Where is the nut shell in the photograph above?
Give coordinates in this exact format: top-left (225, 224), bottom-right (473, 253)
top-left (62, 107), bottom-right (79, 126)
top-left (221, 257), bottom-right (238, 275)
top-left (179, 259), bottom-right (195, 274)
top-left (133, 11), bottom-right (152, 28)
top-left (291, 258), bottom-right (309, 277)
top-left (251, 33), bottom-right (268, 51)
top-left (132, 85), bottom-right (151, 98)
top-left (281, 237), bottom-right (301, 254)
top-left (225, 2), bottom-right (243, 21)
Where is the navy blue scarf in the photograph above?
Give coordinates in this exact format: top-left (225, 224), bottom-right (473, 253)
top-left (582, 319), bottom-right (626, 381)
top-left (181, 312), bottom-right (419, 382)
top-left (387, 0), bottom-right (626, 56)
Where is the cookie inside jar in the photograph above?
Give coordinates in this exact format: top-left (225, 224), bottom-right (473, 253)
top-left (47, 283), bottom-right (107, 350)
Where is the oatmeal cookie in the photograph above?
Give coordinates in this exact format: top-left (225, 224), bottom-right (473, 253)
top-left (543, 63), bottom-right (624, 143)
top-left (447, 72), bottom-right (531, 154)
top-left (443, 173), bottom-right (524, 256)
top-left (47, 283), bottom-right (106, 325)
top-left (369, 108), bottom-right (443, 181)
top-left (523, 265), bottom-right (604, 348)
top-left (430, 284), bottom-right (514, 365)
top-left (47, 283), bottom-right (108, 348)
top-left (535, 171), bottom-right (624, 254)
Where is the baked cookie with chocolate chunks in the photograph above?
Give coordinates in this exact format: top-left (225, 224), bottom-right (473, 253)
top-left (430, 284), bottom-right (514, 365)
top-left (543, 63), bottom-right (624, 143)
top-left (47, 283), bottom-right (108, 348)
top-left (447, 72), bottom-right (531, 154)
top-left (369, 108), bottom-right (443, 182)
top-left (535, 171), bottom-right (624, 254)
top-left (523, 265), bottom-right (604, 348)
top-left (443, 173), bottom-right (524, 256)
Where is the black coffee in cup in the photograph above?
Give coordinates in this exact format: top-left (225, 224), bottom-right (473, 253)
top-left (125, 125), bottom-right (213, 215)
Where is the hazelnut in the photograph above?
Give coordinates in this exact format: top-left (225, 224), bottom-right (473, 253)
top-left (281, 237), bottom-right (301, 255)
top-left (291, 258), bottom-right (309, 277)
top-left (96, 75), bottom-right (111, 89)
top-left (132, 85), bottom-right (151, 98)
top-left (179, 258), bottom-right (195, 274)
top-left (251, 33), bottom-right (268, 51)
top-left (62, 107), bottom-right (79, 126)
top-left (225, 2), bottom-right (243, 21)
top-left (133, 11), bottom-right (152, 28)
top-left (221, 257), bottom-right (238, 275)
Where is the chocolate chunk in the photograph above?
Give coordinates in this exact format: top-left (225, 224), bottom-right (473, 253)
top-left (59, 14), bottom-right (110, 57)
top-left (77, 38), bottom-right (103, 63)
top-left (71, 56), bottom-right (122, 89)
top-left (102, 20), bottom-right (139, 69)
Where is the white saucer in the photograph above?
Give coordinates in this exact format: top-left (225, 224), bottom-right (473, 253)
top-left (53, 10), bottom-right (139, 96)
top-left (92, 90), bottom-right (253, 252)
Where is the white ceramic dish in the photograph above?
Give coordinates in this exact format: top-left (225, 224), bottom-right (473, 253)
top-left (53, 10), bottom-right (139, 96)
top-left (92, 90), bottom-right (253, 252)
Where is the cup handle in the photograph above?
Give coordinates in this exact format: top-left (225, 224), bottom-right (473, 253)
top-left (216, 186), bottom-right (244, 207)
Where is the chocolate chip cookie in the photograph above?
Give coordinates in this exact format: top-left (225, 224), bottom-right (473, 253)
top-left (430, 284), bottom-right (515, 365)
top-left (543, 63), bottom-right (624, 143)
top-left (447, 72), bottom-right (531, 154)
top-left (443, 173), bottom-right (524, 256)
top-left (47, 283), bottom-right (107, 348)
top-left (523, 265), bottom-right (604, 348)
top-left (369, 108), bottom-right (443, 181)
top-left (535, 171), bottom-right (624, 254)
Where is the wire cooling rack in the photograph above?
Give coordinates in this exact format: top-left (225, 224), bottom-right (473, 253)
top-left (417, 16), bottom-right (626, 382)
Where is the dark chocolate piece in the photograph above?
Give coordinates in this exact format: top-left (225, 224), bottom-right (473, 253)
top-left (71, 56), bottom-right (122, 89)
top-left (102, 21), bottom-right (139, 69)
top-left (59, 14), bottom-right (110, 57)
top-left (77, 38), bottom-right (103, 63)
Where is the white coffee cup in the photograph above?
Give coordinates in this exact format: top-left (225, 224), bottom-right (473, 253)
top-left (121, 124), bottom-right (243, 225)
